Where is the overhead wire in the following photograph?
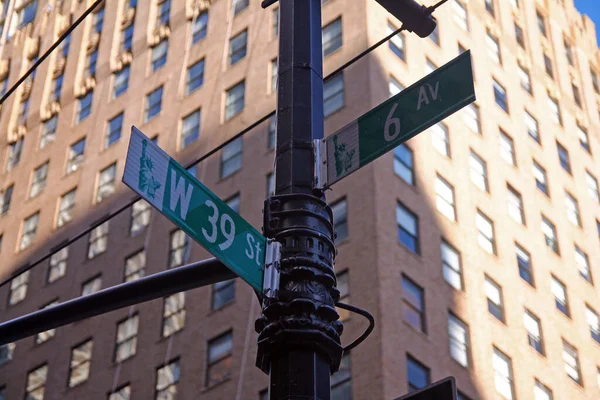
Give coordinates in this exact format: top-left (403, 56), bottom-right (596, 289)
top-left (0, 23), bottom-right (408, 287)
top-left (0, 0), bottom-right (105, 105)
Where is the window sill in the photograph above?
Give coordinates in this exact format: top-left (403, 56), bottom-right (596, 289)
top-left (201, 376), bottom-right (232, 393)
top-left (217, 168), bottom-right (242, 184)
top-left (402, 320), bottom-right (429, 341)
top-left (208, 299), bottom-right (236, 316)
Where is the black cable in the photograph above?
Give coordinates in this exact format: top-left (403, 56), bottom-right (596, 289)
top-left (0, 0), bottom-right (105, 105)
top-left (0, 25), bottom-right (408, 287)
top-left (336, 301), bottom-right (375, 352)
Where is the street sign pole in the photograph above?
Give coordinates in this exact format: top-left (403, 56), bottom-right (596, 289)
top-left (255, 0), bottom-right (343, 398)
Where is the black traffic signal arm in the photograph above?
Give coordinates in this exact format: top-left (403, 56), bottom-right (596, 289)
top-left (261, 0), bottom-right (437, 38)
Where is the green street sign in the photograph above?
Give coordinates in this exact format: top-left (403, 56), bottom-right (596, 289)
top-left (123, 127), bottom-right (266, 291)
top-left (322, 51), bottom-right (475, 187)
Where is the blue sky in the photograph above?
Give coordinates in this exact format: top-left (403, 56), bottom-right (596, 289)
top-left (574, 0), bottom-right (600, 43)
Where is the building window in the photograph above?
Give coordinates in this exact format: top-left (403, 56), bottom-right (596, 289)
top-left (186, 58), bottom-right (204, 95)
top-left (270, 58), bottom-right (278, 93)
top-left (431, 123), bottom-right (450, 157)
top-left (389, 75), bottom-right (404, 97)
top-left (124, 250), bottom-right (146, 282)
top-left (113, 65), bottom-right (130, 98)
top-left (586, 171), bottom-right (599, 202)
top-left (499, 130), bottom-right (515, 166)
top-left (232, 0), bottom-right (248, 14)
top-left (565, 192), bottom-right (581, 227)
top-left (518, 64), bottom-right (532, 94)
top-left (406, 355), bottom-right (430, 392)
top-left (516, 244), bottom-right (533, 286)
top-left (493, 79), bottom-right (509, 113)
top-left (577, 126), bottom-right (591, 153)
top-left (156, 0), bottom-right (170, 25)
top-left (322, 17), bottom-right (342, 57)
top-left (17, 0), bottom-right (38, 28)
top-left (220, 138), bottom-right (243, 178)
top-left (541, 216), bottom-right (558, 254)
top-left (562, 340), bottom-right (582, 384)
top-left (476, 211), bottom-right (495, 255)
top-left (485, 276), bottom-right (504, 322)
top-left (229, 29), bottom-right (247, 65)
top-left (81, 275), bottom-right (102, 296)
top-left (6, 137), bottom-right (23, 171)
top-left (163, 292), bottom-right (185, 337)
top-left (17, 98), bottom-right (29, 125)
top-left (525, 111), bottom-right (539, 143)
top-left (48, 246), bottom-right (68, 283)
top-left (180, 110), bottom-right (201, 149)
top-left (564, 37), bottom-right (574, 65)
top-left (591, 67), bottom-right (600, 94)
top-left (388, 22), bottom-right (405, 60)
top-left (206, 331), bottom-right (233, 387)
top-left (35, 299), bottom-right (58, 343)
top-left (555, 142), bottom-right (571, 172)
top-left (169, 229), bottom-right (189, 268)
top-left (515, 23), bottom-right (525, 49)
top-left (85, 49), bottom-right (98, 78)
top-left (394, 144), bottom-right (414, 185)
top-left (40, 115), bottom-right (58, 149)
top-left (25, 364), bottom-right (48, 400)
top-left (106, 113), bottom-right (123, 148)
top-left (397, 203), bottom-right (419, 253)
top-left (115, 314), bottom-right (138, 362)
top-left (551, 276), bottom-right (569, 316)
top-left (0, 342), bottom-right (15, 365)
top-left (469, 151), bottom-right (487, 192)
top-left (69, 339), bottom-right (93, 387)
top-left (266, 172), bottom-right (275, 197)
top-left (533, 161), bottom-right (548, 195)
top-left (524, 310), bottom-right (544, 354)
top-left (429, 25), bottom-right (440, 45)
top-left (49, 74), bottom-right (63, 103)
top-left (484, 0), bottom-right (495, 17)
top-left (493, 348), bottom-right (514, 399)
top-left (272, 6), bottom-right (279, 37)
top-left (331, 198), bottom-right (348, 243)
top-left (548, 95), bottom-right (562, 125)
top-left (331, 353), bottom-right (351, 398)
top-left (575, 245), bottom-right (591, 283)
top-left (324, 73), bottom-right (344, 117)
top-left (109, 385), bottom-right (130, 400)
top-left (120, 24), bottom-right (134, 53)
top-left (448, 313), bottom-right (469, 367)
top-left (192, 10), bottom-right (208, 43)
top-left (30, 162), bottom-right (49, 198)
top-left (57, 188), bottom-right (77, 227)
top-left (537, 11), bottom-right (547, 37)
top-left (212, 279), bottom-right (236, 310)
top-left (572, 84), bottom-right (582, 108)
top-left (507, 185), bottom-right (525, 225)
top-left (130, 200), bottom-right (151, 236)
top-left (336, 270), bottom-right (350, 321)
top-left (453, 0), bottom-right (468, 31)
top-left (92, 7), bottom-right (104, 33)
top-left (402, 276), bottom-right (425, 332)
top-left (151, 39), bottom-right (168, 72)
top-left (145, 86), bottom-right (163, 122)
top-left (543, 54), bottom-right (554, 79)
top-left (534, 380), bottom-right (553, 400)
top-left (97, 163), bottom-right (116, 203)
top-left (586, 306), bottom-right (600, 344)
top-left (9, 270), bottom-right (29, 305)
top-left (77, 91), bottom-right (93, 123)
top-left (225, 193), bottom-right (240, 213)
top-left (20, 212), bottom-right (39, 250)
top-left (156, 359), bottom-right (180, 399)
top-left (268, 116), bottom-right (276, 149)
top-left (441, 241), bottom-right (462, 290)
top-left (435, 175), bottom-right (456, 221)
top-left (486, 31), bottom-right (501, 64)
top-left (88, 221), bottom-right (109, 259)
top-left (225, 81), bottom-right (245, 120)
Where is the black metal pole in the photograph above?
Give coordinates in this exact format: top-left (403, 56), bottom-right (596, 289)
top-left (256, 0), bottom-right (343, 399)
top-left (0, 258), bottom-right (234, 345)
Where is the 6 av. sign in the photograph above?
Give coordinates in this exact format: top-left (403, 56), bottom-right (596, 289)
top-left (123, 127), bottom-right (266, 291)
top-left (320, 51), bottom-right (475, 188)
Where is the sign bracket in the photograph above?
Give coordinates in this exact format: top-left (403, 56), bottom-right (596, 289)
top-left (263, 239), bottom-right (281, 299)
top-left (313, 138), bottom-right (328, 190)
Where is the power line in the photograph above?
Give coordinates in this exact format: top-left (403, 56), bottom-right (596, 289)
top-left (0, 25), bottom-right (407, 288)
top-left (0, 0), bottom-right (105, 105)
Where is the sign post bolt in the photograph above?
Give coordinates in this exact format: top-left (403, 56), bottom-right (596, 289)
top-left (255, 0), bottom-right (343, 398)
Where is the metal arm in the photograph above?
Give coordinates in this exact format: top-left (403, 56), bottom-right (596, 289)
top-left (0, 258), bottom-right (235, 345)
